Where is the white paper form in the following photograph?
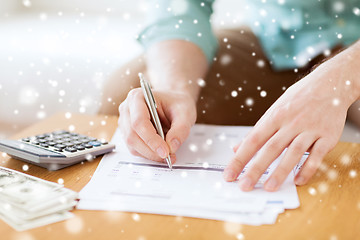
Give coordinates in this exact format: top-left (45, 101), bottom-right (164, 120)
top-left (79, 151), bottom-right (267, 213)
top-left (78, 125), bottom-right (306, 225)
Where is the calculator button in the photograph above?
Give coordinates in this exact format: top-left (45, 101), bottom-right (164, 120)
top-left (38, 139), bottom-right (47, 143)
top-left (40, 143), bottom-right (49, 148)
top-left (72, 141), bottom-right (82, 145)
top-left (55, 140), bottom-right (64, 144)
top-left (0, 140), bottom-right (66, 158)
top-left (64, 147), bottom-right (77, 152)
top-left (75, 145), bottom-right (85, 151)
top-left (87, 137), bottom-right (97, 141)
top-left (101, 141), bottom-right (108, 145)
top-left (47, 141), bottom-right (57, 146)
top-left (54, 144), bottom-right (66, 149)
top-left (22, 138), bottom-right (31, 142)
top-left (88, 141), bottom-right (101, 147)
top-left (62, 138), bottom-right (72, 142)
top-left (80, 139), bottom-right (90, 144)
top-left (82, 144), bottom-right (93, 149)
top-left (36, 134), bottom-right (47, 139)
top-left (52, 130), bottom-right (69, 135)
top-left (32, 140), bottom-right (40, 145)
top-left (64, 142), bottom-right (74, 147)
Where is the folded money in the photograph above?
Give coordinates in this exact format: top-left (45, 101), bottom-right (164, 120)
top-left (0, 166), bottom-right (78, 231)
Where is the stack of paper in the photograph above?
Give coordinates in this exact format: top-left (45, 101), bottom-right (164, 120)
top-left (78, 125), bottom-right (307, 225)
top-left (0, 167), bottom-right (77, 231)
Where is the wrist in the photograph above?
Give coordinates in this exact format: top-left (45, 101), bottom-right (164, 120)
top-left (149, 74), bottom-right (202, 102)
top-left (313, 41), bottom-right (360, 106)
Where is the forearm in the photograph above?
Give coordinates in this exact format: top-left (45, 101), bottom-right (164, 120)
top-left (314, 40), bottom-right (360, 105)
top-left (146, 40), bottom-right (209, 102)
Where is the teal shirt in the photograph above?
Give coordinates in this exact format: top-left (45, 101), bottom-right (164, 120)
top-left (138, 0), bottom-right (360, 70)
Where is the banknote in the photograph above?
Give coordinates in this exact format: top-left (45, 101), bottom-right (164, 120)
top-left (0, 200), bottom-right (77, 221)
top-left (0, 166), bottom-right (61, 204)
top-left (0, 210), bottom-right (74, 232)
top-left (0, 167), bottom-right (77, 231)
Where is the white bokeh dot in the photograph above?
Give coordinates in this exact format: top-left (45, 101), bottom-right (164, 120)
top-left (354, 7), bottom-right (360, 16)
top-left (189, 144), bottom-right (198, 152)
top-left (333, 98), bottom-right (340, 106)
top-left (257, 59), bottom-right (265, 68)
top-left (202, 162), bottom-right (209, 168)
top-left (59, 90), bottom-right (66, 96)
top-left (349, 170), bottom-right (357, 178)
top-left (22, 164), bottom-right (29, 171)
top-left (181, 171), bottom-right (188, 178)
top-left (317, 182), bottom-right (328, 194)
top-left (237, 233), bottom-right (245, 240)
top-left (340, 154), bottom-right (351, 165)
top-left (197, 78), bottom-right (206, 87)
top-left (308, 187), bottom-right (317, 196)
top-left (245, 98), bottom-right (254, 106)
top-left (333, 1), bottom-right (345, 12)
top-left (220, 54), bottom-right (232, 65)
top-left (224, 222), bottom-right (242, 235)
top-left (65, 216), bottom-right (84, 234)
top-left (58, 178), bottom-right (64, 184)
top-left (327, 169), bottom-right (338, 180)
top-left (23, 0), bottom-right (32, 7)
top-left (65, 112), bottom-right (72, 119)
top-left (37, 111), bottom-right (46, 119)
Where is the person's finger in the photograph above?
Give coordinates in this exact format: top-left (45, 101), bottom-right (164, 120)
top-left (121, 104), bottom-right (164, 162)
top-left (264, 133), bottom-right (318, 191)
top-left (237, 128), bottom-right (295, 191)
top-left (232, 140), bottom-right (243, 153)
top-left (223, 120), bottom-right (279, 182)
top-left (165, 112), bottom-right (193, 153)
top-left (294, 138), bottom-right (330, 185)
top-left (128, 89), bottom-right (169, 159)
top-left (119, 104), bottom-right (141, 157)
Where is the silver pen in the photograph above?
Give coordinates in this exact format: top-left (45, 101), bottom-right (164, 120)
top-left (139, 73), bottom-right (172, 170)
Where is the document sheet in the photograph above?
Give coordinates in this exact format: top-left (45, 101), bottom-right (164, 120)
top-left (78, 125), bottom-right (307, 225)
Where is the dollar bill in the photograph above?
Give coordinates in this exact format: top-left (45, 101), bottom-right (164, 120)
top-left (0, 166), bottom-right (78, 231)
top-left (0, 210), bottom-right (74, 232)
top-left (0, 166), bottom-right (61, 204)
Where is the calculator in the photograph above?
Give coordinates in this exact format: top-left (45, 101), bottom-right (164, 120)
top-left (0, 130), bottom-right (115, 171)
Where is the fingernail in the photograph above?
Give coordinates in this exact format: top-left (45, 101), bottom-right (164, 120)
top-left (239, 177), bottom-right (253, 191)
top-left (169, 153), bottom-right (176, 164)
top-left (295, 176), bottom-right (305, 185)
top-left (170, 138), bottom-right (180, 153)
top-left (265, 178), bottom-right (278, 191)
top-left (156, 147), bottom-right (167, 158)
top-left (223, 168), bottom-right (236, 181)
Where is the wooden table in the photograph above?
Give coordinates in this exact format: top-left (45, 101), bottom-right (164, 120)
top-left (1, 113), bottom-right (359, 240)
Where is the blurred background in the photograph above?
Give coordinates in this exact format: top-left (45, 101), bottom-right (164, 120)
top-left (0, 0), bottom-right (359, 142)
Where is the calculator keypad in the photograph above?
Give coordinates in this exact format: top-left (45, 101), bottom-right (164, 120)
top-left (22, 130), bottom-right (107, 153)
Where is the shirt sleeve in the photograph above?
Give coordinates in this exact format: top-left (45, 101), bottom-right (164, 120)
top-left (137, 0), bottom-right (218, 64)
